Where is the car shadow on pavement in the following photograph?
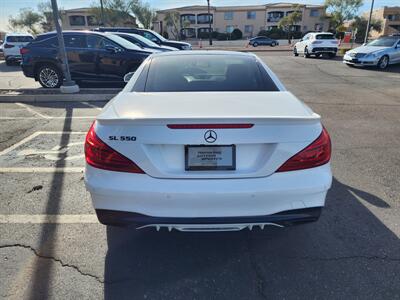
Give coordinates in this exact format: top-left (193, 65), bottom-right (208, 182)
top-left (103, 177), bottom-right (399, 299)
top-left (0, 61), bottom-right (22, 72)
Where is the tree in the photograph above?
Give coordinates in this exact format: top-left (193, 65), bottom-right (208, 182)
top-left (130, 0), bottom-right (156, 29)
top-left (90, 0), bottom-right (133, 26)
top-left (350, 16), bottom-right (382, 43)
top-left (278, 5), bottom-right (303, 43)
top-left (37, 1), bottom-right (61, 32)
top-left (8, 8), bottom-right (43, 35)
top-left (325, 0), bottom-right (363, 31)
top-left (164, 11), bottom-right (180, 40)
top-left (231, 28), bottom-right (243, 40)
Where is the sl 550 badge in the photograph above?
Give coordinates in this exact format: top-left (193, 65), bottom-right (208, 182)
top-left (109, 136), bottom-right (136, 141)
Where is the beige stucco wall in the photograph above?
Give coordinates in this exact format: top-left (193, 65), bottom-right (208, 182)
top-left (364, 7), bottom-right (400, 38)
top-left (155, 4), bottom-right (330, 39)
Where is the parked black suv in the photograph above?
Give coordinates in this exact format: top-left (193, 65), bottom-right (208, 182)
top-left (94, 27), bottom-right (192, 50)
top-left (21, 31), bottom-right (154, 88)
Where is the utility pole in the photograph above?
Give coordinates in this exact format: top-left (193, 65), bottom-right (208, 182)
top-left (100, 0), bottom-right (105, 26)
top-left (207, 0), bottom-right (212, 45)
top-left (51, 0), bottom-right (79, 93)
top-left (364, 0), bottom-right (375, 44)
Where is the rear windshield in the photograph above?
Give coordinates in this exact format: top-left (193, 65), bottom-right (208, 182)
top-left (315, 34), bottom-right (335, 40)
top-left (6, 36), bottom-right (33, 43)
top-left (143, 55), bottom-right (279, 92)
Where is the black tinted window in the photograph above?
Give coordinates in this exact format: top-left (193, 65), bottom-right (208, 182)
top-left (144, 55), bottom-right (278, 92)
top-left (36, 36), bottom-right (57, 47)
top-left (64, 35), bottom-right (86, 48)
top-left (7, 36), bottom-right (33, 42)
top-left (315, 34), bottom-right (335, 40)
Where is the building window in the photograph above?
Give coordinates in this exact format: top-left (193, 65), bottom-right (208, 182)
top-left (314, 23), bottom-right (323, 31)
top-left (226, 25), bottom-right (234, 33)
top-left (69, 15), bottom-right (86, 26)
top-left (244, 25), bottom-right (254, 33)
top-left (247, 11), bottom-right (256, 19)
top-left (224, 12), bottom-right (234, 20)
top-left (310, 9), bottom-right (320, 17)
top-left (86, 15), bottom-right (99, 26)
top-left (386, 14), bottom-right (400, 21)
top-left (181, 14), bottom-right (196, 25)
top-left (180, 28), bottom-right (196, 38)
top-left (197, 13), bottom-right (213, 24)
top-left (267, 11), bottom-right (284, 22)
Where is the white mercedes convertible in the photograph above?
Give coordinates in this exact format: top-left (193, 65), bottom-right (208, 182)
top-left (84, 51), bottom-right (332, 232)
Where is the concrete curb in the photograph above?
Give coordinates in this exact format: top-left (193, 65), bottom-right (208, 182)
top-left (0, 93), bottom-right (116, 102)
top-left (0, 88), bottom-right (120, 102)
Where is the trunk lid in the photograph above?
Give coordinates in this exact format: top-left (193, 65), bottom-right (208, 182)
top-left (95, 92), bottom-right (322, 179)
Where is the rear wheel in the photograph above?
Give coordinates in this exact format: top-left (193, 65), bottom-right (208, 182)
top-left (328, 53), bottom-right (336, 58)
top-left (271, 42), bottom-right (276, 47)
top-left (253, 42), bottom-right (258, 47)
top-left (37, 64), bottom-right (63, 88)
top-left (377, 55), bottom-right (389, 70)
top-left (315, 53), bottom-right (321, 58)
top-left (5, 58), bottom-right (12, 66)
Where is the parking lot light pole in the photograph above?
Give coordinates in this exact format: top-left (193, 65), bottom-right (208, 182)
top-left (51, 0), bottom-right (79, 93)
top-left (207, 0), bottom-right (212, 46)
top-left (364, 0), bottom-right (375, 44)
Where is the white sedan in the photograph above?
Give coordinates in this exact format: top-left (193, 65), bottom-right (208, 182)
top-left (84, 51), bottom-right (332, 232)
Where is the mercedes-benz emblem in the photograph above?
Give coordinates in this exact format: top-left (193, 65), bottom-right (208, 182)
top-left (204, 130), bottom-right (217, 143)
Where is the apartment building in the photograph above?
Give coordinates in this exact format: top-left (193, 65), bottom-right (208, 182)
top-left (60, 8), bottom-right (137, 30)
top-left (363, 6), bottom-right (400, 38)
top-left (153, 3), bottom-right (329, 39)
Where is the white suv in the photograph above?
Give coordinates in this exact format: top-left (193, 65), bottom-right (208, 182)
top-left (3, 33), bottom-right (33, 65)
top-left (294, 32), bottom-right (338, 58)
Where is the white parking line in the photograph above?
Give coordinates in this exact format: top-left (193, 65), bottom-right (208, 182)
top-left (0, 214), bottom-right (98, 224)
top-left (0, 116), bottom-right (95, 120)
top-left (82, 102), bottom-right (103, 111)
top-left (15, 102), bottom-right (51, 119)
top-left (0, 131), bottom-right (86, 156)
top-left (0, 167), bottom-right (84, 173)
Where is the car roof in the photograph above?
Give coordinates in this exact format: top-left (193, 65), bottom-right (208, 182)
top-left (312, 32), bottom-right (334, 35)
top-left (6, 33), bottom-right (33, 37)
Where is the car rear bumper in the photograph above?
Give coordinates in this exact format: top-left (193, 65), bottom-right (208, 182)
top-left (85, 163), bottom-right (332, 226)
top-left (311, 47), bottom-right (337, 53)
top-left (21, 64), bottom-right (34, 78)
top-left (95, 207), bottom-right (322, 230)
top-left (5, 54), bottom-right (21, 61)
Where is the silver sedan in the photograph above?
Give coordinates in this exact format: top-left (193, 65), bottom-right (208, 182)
top-left (343, 35), bottom-right (400, 69)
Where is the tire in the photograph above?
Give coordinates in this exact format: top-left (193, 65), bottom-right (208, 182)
top-left (293, 47), bottom-right (299, 57)
top-left (304, 47), bottom-right (310, 58)
top-left (328, 53), bottom-right (336, 58)
top-left (253, 42), bottom-right (258, 47)
top-left (315, 53), bottom-right (321, 58)
top-left (271, 42), bottom-right (276, 47)
top-left (377, 55), bottom-right (389, 70)
top-left (5, 58), bottom-right (12, 66)
top-left (36, 64), bottom-right (63, 88)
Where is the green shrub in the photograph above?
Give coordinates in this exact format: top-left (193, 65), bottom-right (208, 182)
top-left (231, 28), bottom-right (243, 40)
top-left (217, 32), bottom-right (228, 40)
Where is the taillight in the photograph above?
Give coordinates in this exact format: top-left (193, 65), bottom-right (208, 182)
top-left (85, 122), bottom-right (145, 173)
top-left (4, 44), bottom-right (14, 48)
top-left (20, 47), bottom-right (29, 55)
top-left (277, 127), bottom-right (331, 172)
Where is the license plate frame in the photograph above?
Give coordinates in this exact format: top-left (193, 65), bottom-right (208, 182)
top-left (185, 145), bottom-right (236, 171)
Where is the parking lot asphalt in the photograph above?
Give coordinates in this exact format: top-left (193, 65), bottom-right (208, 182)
top-left (1, 54), bottom-right (400, 299)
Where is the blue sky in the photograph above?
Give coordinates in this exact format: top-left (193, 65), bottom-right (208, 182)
top-left (1, 0), bottom-right (399, 31)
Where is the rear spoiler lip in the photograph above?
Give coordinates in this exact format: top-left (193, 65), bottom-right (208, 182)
top-left (96, 114), bottom-right (321, 125)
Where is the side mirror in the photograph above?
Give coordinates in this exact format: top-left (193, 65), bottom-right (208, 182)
top-left (123, 72), bottom-right (134, 83)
